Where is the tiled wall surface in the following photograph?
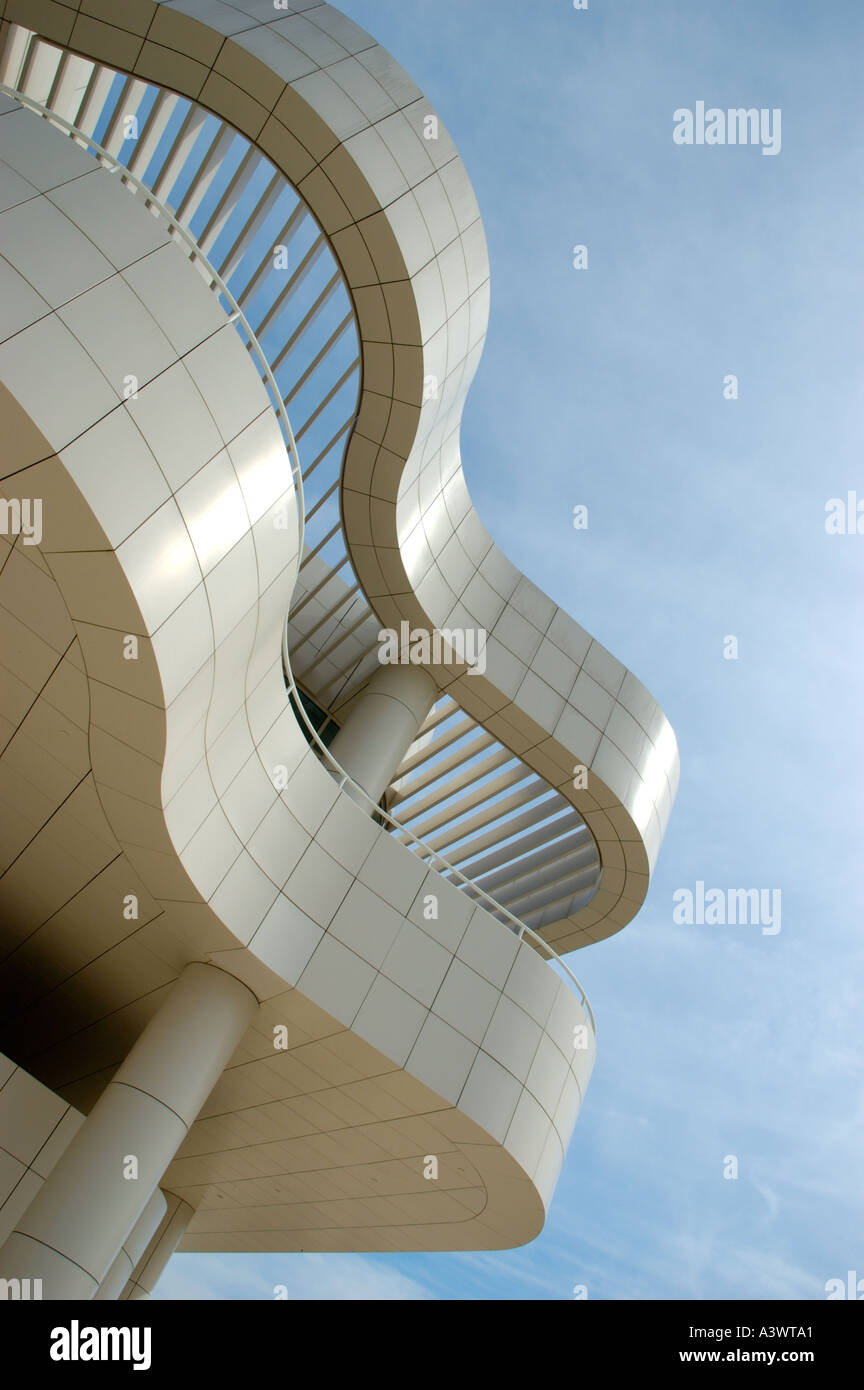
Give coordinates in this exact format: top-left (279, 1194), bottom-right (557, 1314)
top-left (0, 1051), bottom-right (83, 1251)
top-left (0, 107), bottom-right (593, 1250)
top-left (0, 0), bottom-right (679, 957)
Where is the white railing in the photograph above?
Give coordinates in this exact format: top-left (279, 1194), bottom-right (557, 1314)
top-left (0, 87), bottom-right (307, 543)
top-left (3, 85), bottom-right (596, 1037)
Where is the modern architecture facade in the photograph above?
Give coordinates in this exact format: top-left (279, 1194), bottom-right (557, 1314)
top-left (0, 0), bottom-right (678, 1300)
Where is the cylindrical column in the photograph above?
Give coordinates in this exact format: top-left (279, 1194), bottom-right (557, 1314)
top-left (0, 963), bottom-right (257, 1299)
top-left (94, 1188), bottom-right (167, 1301)
top-left (119, 1193), bottom-right (194, 1300)
top-left (327, 662), bottom-right (437, 806)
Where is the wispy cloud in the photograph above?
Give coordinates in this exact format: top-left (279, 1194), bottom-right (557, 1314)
top-left (154, 1253), bottom-right (437, 1302)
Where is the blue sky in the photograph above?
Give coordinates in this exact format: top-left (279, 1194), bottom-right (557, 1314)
top-left (159, 0), bottom-right (864, 1300)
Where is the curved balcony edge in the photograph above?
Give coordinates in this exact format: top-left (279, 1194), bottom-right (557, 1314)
top-left (3, 0), bottom-right (680, 956)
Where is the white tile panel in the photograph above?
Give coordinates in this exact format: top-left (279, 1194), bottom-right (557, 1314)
top-left (0, 1150), bottom-right (35, 1228)
top-left (0, 1170), bottom-right (41, 1248)
top-left (554, 1071), bottom-right (583, 1146)
top-left (583, 640), bottom-right (626, 697)
top-left (126, 362), bottom-right (224, 492)
top-left (459, 1051), bottom-right (521, 1145)
top-left (282, 840), bottom-right (352, 927)
top-left (122, 242), bottom-right (227, 356)
top-left (296, 933), bottom-right (376, 1028)
top-left (462, 571), bottom-right (507, 629)
top-left (314, 793), bottom-right (380, 875)
top-left (251, 491), bottom-right (299, 587)
top-left (553, 705), bottom-right (602, 765)
top-left (570, 669), bottom-right (614, 731)
top-left (31, 1108), bottom-right (84, 1180)
top-left (0, 314), bottom-right (115, 452)
top-left (180, 803), bottom-right (244, 900)
top-left (328, 880), bottom-right (403, 969)
top-left (532, 637), bottom-right (578, 700)
top-left (227, 410), bottom-right (291, 526)
top-left (245, 664), bottom-right (289, 743)
top-left (477, 635), bottom-right (523, 701)
top-left (516, 671), bottom-right (565, 731)
top-left (327, 56), bottom-right (396, 124)
top-left (49, 176), bottom-right (169, 275)
top-left (209, 851), bottom-right (279, 945)
top-left (406, 872), bottom-right (473, 953)
top-left (533, 1127), bottom-right (565, 1208)
top-left (60, 277), bottom-right (176, 400)
top-left (234, 28), bottom-right (317, 84)
top-left (383, 189), bottom-right (434, 277)
top-left (546, 610), bottom-right (592, 665)
top-left (456, 909), bottom-right (519, 990)
top-left (184, 324), bottom-right (272, 445)
top-left (0, 107), bottom-right (94, 191)
top-left (504, 1088), bottom-right (550, 1179)
top-left (249, 893), bottom-right (323, 983)
top-left (353, 976), bottom-right (426, 1067)
top-left (525, 1034), bottom-right (569, 1121)
top-left (357, 828), bottom-right (425, 913)
top-left (219, 750), bottom-right (277, 843)
top-left (432, 958), bottom-right (499, 1047)
top-left (0, 194), bottom-right (112, 307)
top-left (504, 943), bottom-right (560, 1030)
top-left (606, 703), bottom-right (652, 769)
top-left (163, 754), bottom-right (218, 852)
top-left (435, 238), bottom-right (470, 321)
top-left (0, 255), bottom-right (50, 341)
top-left (307, 8), bottom-right (376, 58)
top-left (592, 736), bottom-right (636, 803)
top-left (176, 449), bottom-right (249, 576)
top-left (60, 409), bottom-right (170, 548)
top-left (118, 500), bottom-right (202, 635)
top-left (155, 0), bottom-right (260, 37)
top-left (283, 751), bottom-right (340, 835)
top-left (482, 996), bottom-right (541, 1085)
top-left (246, 796), bottom-right (311, 887)
top-left (355, 44), bottom-right (423, 109)
top-left (206, 706), bottom-right (256, 800)
top-left (381, 921), bottom-right (451, 1008)
top-left (342, 124), bottom-right (410, 209)
top-left (0, 155), bottom-right (38, 212)
top-left (0, 1067), bottom-right (66, 1165)
top-left (291, 70), bottom-right (367, 143)
top-left (273, 14), bottom-right (349, 65)
top-left (203, 537), bottom-right (260, 647)
top-left (405, 1014), bottom-right (477, 1107)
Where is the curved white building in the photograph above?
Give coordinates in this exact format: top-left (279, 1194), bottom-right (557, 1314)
top-left (0, 0), bottom-right (678, 1300)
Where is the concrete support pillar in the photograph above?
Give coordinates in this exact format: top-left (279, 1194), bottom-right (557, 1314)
top-left (327, 663), bottom-right (437, 807)
top-left (119, 1193), bottom-right (194, 1300)
top-left (93, 1188), bottom-right (167, 1301)
top-left (0, 963), bottom-right (257, 1299)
